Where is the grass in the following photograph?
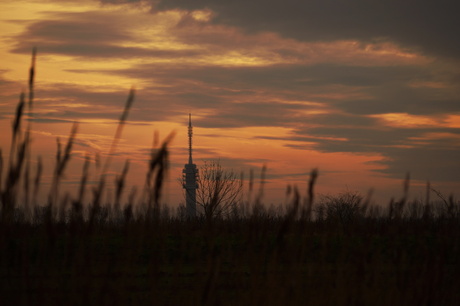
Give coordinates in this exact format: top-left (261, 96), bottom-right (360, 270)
top-left (1, 51), bottom-right (460, 305)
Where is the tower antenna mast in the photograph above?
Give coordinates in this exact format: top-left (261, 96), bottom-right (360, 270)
top-left (183, 113), bottom-right (198, 217)
top-left (188, 113), bottom-right (193, 164)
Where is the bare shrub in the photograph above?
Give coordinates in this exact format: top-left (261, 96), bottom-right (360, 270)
top-left (315, 191), bottom-right (365, 224)
top-left (197, 160), bottom-right (243, 220)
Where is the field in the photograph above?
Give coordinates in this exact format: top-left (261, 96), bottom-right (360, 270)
top-left (1, 52), bottom-right (460, 305)
top-left (2, 198), bottom-right (460, 305)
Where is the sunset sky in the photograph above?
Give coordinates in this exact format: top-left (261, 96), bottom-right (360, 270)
top-left (1, 0), bottom-right (459, 206)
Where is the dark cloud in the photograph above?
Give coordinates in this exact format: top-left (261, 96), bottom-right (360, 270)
top-left (0, 72), bottom-right (22, 110)
top-left (375, 145), bottom-right (460, 182)
top-left (13, 43), bottom-right (201, 59)
top-left (5, 84), bottom-right (163, 124)
top-left (293, 123), bottom-right (460, 152)
top-left (305, 113), bottom-right (378, 127)
top-left (169, 148), bottom-right (270, 176)
top-left (99, 0), bottom-right (144, 4)
top-left (118, 62), bottom-right (459, 116)
top-left (10, 15), bottom-right (123, 57)
top-left (28, 117), bottom-right (73, 124)
top-left (10, 12), bottom-right (202, 59)
top-left (194, 101), bottom-right (308, 128)
top-left (339, 97), bottom-right (460, 115)
top-left (153, 0), bottom-right (460, 59)
top-left (29, 17), bottom-right (128, 43)
top-left (66, 63), bottom-right (460, 138)
top-left (297, 125), bottom-right (460, 181)
top-left (253, 109), bottom-right (460, 182)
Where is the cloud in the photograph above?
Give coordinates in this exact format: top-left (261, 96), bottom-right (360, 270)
top-left (0, 71), bottom-right (23, 111)
top-left (11, 12), bottom-right (164, 59)
top-left (152, 0), bottom-right (460, 60)
top-left (295, 124), bottom-right (460, 180)
top-left (3, 0), bottom-right (459, 192)
top-left (10, 13), bottom-right (124, 53)
top-left (375, 145), bottom-right (460, 182)
top-left (54, 58), bottom-right (459, 185)
top-left (12, 3), bottom-right (432, 68)
top-left (117, 62), bottom-right (458, 118)
top-left (28, 117), bottom-right (73, 124)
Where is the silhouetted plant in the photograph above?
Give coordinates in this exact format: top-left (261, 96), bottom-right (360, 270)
top-left (316, 191), bottom-right (365, 224)
top-left (196, 160), bottom-right (243, 220)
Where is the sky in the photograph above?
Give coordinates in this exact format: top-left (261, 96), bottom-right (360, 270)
top-left (1, 0), bottom-right (459, 207)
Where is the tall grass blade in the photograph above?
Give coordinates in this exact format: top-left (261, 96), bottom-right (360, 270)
top-left (49, 123), bottom-right (78, 209)
top-left (303, 168), bottom-right (318, 219)
top-left (102, 87), bottom-right (135, 175)
top-left (33, 156), bottom-right (42, 206)
top-left (28, 47), bottom-right (36, 110)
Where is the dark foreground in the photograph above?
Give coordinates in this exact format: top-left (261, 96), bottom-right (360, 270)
top-left (1, 208), bottom-right (460, 306)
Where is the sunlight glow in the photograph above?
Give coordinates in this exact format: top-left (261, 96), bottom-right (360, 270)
top-left (445, 115), bottom-right (460, 128)
top-left (372, 113), bottom-right (443, 128)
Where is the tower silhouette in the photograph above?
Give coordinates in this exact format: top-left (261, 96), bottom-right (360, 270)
top-left (182, 114), bottom-right (198, 217)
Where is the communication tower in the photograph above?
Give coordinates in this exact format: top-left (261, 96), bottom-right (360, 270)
top-left (182, 114), bottom-right (199, 217)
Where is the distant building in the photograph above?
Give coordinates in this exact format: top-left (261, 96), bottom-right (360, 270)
top-left (182, 114), bottom-right (199, 217)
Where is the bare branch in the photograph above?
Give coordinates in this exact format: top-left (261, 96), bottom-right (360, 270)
top-left (196, 160), bottom-right (242, 220)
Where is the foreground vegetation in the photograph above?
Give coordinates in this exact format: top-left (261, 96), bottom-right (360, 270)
top-left (1, 198), bottom-right (460, 305)
top-left (1, 51), bottom-right (459, 305)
